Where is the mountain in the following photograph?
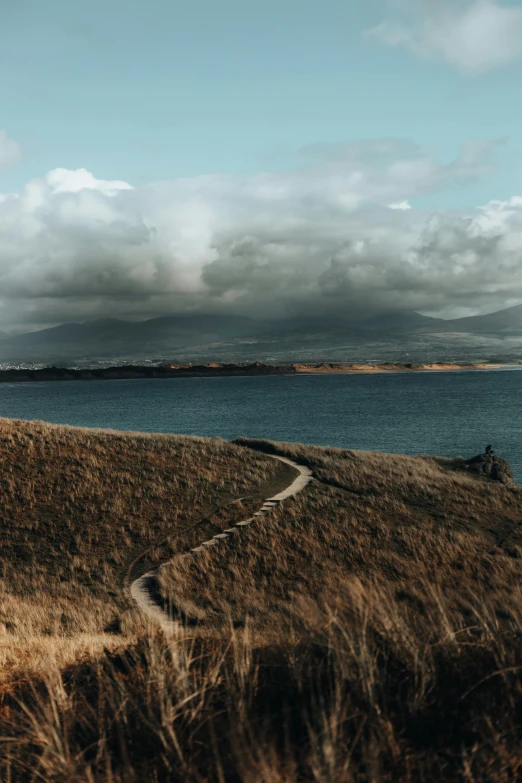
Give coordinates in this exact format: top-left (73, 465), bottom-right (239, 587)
top-left (357, 312), bottom-right (445, 331)
top-left (439, 304), bottom-right (522, 334)
top-left (0, 314), bottom-right (265, 362)
top-left (354, 307), bottom-right (522, 334)
top-left (0, 314), bottom-right (366, 361)
top-left (2, 306), bottom-right (522, 365)
top-left (7, 314), bottom-right (258, 347)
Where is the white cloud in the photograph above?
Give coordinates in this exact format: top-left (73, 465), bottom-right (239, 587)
top-left (45, 168), bottom-right (132, 195)
top-left (0, 129), bottom-right (21, 167)
top-left (366, 0), bottom-right (522, 74)
top-left (388, 200), bottom-right (412, 210)
top-left (0, 140), bottom-right (519, 329)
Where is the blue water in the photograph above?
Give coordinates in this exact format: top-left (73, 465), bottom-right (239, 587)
top-left (0, 370), bottom-right (521, 480)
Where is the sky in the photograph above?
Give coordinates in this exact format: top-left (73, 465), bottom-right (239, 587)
top-left (1, 0), bottom-right (522, 331)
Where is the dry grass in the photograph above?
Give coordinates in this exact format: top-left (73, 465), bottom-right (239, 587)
top-left (158, 438), bottom-right (522, 633)
top-left (3, 599), bottom-right (522, 782)
top-left (0, 419), bottom-right (288, 674)
top-left (2, 424), bottom-right (522, 780)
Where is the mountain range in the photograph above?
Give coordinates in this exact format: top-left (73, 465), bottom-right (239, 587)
top-left (2, 305), bottom-right (522, 366)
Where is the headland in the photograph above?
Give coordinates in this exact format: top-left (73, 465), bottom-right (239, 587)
top-left (0, 359), bottom-right (504, 383)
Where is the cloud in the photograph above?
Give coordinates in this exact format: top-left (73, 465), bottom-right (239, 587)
top-left (366, 0), bottom-right (522, 74)
top-left (0, 130), bottom-right (21, 168)
top-left (45, 168), bottom-right (132, 195)
top-left (0, 139), bottom-right (519, 330)
top-left (316, 210), bottom-right (519, 316)
top-left (388, 201), bottom-right (412, 210)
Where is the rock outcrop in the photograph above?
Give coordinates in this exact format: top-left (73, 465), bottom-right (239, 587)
top-left (464, 448), bottom-right (514, 484)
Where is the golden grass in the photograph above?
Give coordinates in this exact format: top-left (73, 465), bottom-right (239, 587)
top-left (2, 423), bottom-right (522, 781)
top-left (3, 598), bottom-right (522, 782)
top-left (0, 419), bottom-right (288, 672)
top-left (158, 438), bottom-right (522, 633)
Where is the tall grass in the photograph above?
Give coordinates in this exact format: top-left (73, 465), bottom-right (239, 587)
top-left (159, 438), bottom-right (522, 633)
top-left (0, 419), bottom-right (287, 675)
top-left (3, 584), bottom-right (522, 781)
top-left (2, 425), bottom-right (522, 780)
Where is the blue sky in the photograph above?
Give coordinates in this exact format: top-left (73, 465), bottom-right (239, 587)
top-left (2, 0), bottom-right (522, 206)
top-left (1, 0), bottom-right (522, 328)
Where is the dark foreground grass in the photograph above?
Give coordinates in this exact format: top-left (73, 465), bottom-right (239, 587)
top-left (2, 425), bottom-right (522, 781)
top-left (3, 602), bottom-right (522, 782)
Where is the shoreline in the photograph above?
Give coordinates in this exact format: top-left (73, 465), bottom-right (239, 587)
top-left (0, 360), bottom-right (510, 384)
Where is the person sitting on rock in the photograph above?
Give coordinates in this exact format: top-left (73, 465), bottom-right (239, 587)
top-left (485, 444), bottom-right (494, 455)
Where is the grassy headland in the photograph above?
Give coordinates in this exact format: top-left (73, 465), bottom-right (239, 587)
top-left (159, 438), bottom-right (522, 632)
top-left (1, 421), bottom-right (522, 781)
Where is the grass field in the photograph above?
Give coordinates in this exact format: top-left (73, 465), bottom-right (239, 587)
top-left (1, 420), bottom-right (522, 781)
top-left (158, 437), bottom-right (522, 632)
top-left (0, 419), bottom-right (289, 676)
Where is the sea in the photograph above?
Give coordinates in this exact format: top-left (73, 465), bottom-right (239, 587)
top-left (0, 368), bottom-right (521, 481)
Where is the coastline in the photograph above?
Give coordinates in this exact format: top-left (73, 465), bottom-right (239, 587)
top-left (291, 362), bottom-right (503, 374)
top-left (0, 360), bottom-right (508, 384)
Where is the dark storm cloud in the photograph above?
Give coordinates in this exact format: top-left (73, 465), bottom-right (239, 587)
top-left (0, 142), bottom-right (520, 330)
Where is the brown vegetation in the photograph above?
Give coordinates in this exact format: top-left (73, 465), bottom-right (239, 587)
top-left (2, 422), bottom-right (522, 780)
top-left (159, 437), bottom-right (522, 631)
top-left (0, 419), bottom-right (287, 675)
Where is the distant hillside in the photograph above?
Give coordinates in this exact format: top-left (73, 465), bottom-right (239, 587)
top-left (1, 305), bottom-right (522, 364)
top-left (356, 307), bottom-right (522, 334)
top-left (6, 314), bottom-right (258, 347)
top-left (357, 311), bottom-right (444, 330)
top-left (440, 303), bottom-right (522, 333)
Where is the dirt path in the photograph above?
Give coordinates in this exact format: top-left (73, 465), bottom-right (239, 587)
top-left (129, 455), bottom-right (313, 632)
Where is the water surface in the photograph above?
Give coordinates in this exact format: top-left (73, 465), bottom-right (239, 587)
top-left (0, 370), bottom-right (520, 480)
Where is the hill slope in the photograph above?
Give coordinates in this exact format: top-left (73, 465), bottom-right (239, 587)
top-left (441, 303), bottom-right (522, 333)
top-left (2, 423), bottom-right (522, 781)
top-left (0, 419), bottom-right (288, 673)
top-left (3, 304), bottom-right (522, 365)
top-left (159, 438), bottom-right (522, 630)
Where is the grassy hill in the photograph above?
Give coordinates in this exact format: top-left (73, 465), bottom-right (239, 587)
top-left (1, 421), bottom-right (522, 781)
top-left (158, 438), bottom-right (522, 633)
top-left (0, 420), bottom-right (289, 674)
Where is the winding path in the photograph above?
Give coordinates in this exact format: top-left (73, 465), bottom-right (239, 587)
top-left (130, 455), bottom-right (313, 632)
